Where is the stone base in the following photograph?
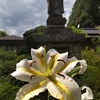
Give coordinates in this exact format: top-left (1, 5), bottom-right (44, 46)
top-left (46, 16), bottom-right (67, 27)
top-left (33, 28), bottom-right (85, 42)
top-left (32, 28), bottom-right (86, 59)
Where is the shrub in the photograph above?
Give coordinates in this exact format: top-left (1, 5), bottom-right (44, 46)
top-left (81, 46), bottom-right (100, 68)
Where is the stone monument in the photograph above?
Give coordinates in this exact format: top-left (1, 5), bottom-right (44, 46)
top-left (46, 0), bottom-right (66, 27)
top-left (32, 0), bottom-right (85, 59)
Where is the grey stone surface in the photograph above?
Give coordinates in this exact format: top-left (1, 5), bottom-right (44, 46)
top-left (32, 27), bottom-right (85, 59)
top-left (46, 16), bottom-right (66, 27)
top-left (33, 28), bottom-right (85, 42)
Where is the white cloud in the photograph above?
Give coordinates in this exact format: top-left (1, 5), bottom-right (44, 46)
top-left (0, 0), bottom-right (75, 36)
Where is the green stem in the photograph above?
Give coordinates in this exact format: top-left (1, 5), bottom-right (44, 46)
top-left (47, 92), bottom-right (50, 100)
top-left (67, 66), bottom-right (80, 77)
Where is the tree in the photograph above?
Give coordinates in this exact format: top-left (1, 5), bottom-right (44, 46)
top-left (0, 30), bottom-right (8, 37)
top-left (67, 0), bottom-right (100, 28)
top-left (23, 25), bottom-right (47, 49)
top-left (23, 25), bottom-right (47, 38)
top-left (0, 47), bottom-right (31, 100)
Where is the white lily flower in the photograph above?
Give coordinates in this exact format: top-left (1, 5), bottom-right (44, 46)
top-left (11, 46), bottom-right (87, 100)
top-left (81, 86), bottom-right (93, 100)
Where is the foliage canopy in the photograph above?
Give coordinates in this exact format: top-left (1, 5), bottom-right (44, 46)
top-left (23, 25), bottom-right (47, 49)
top-left (0, 30), bottom-right (8, 37)
top-left (67, 0), bottom-right (100, 28)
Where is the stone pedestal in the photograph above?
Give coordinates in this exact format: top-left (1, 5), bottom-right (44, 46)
top-left (34, 28), bottom-right (85, 42)
top-left (46, 16), bottom-right (67, 27)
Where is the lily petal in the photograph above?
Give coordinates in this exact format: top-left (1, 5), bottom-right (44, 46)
top-left (29, 60), bottom-right (46, 74)
top-left (46, 49), bottom-right (59, 64)
top-left (54, 73), bottom-right (81, 100)
top-left (16, 59), bottom-right (41, 72)
top-left (11, 70), bottom-right (33, 82)
top-left (31, 46), bottom-right (45, 59)
top-left (11, 70), bottom-right (45, 83)
top-left (46, 79), bottom-right (64, 99)
top-left (47, 73), bottom-right (81, 100)
top-left (78, 60), bottom-right (87, 74)
top-left (17, 59), bottom-right (45, 75)
top-left (46, 49), bottom-right (59, 73)
top-left (31, 46), bottom-right (46, 68)
top-left (15, 80), bottom-right (47, 100)
top-left (81, 86), bottom-right (93, 100)
top-left (62, 57), bottom-right (87, 74)
top-left (16, 59), bottom-right (30, 69)
top-left (11, 59), bottom-right (46, 82)
top-left (51, 52), bottom-right (68, 73)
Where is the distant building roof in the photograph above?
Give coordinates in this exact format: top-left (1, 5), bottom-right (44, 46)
top-left (82, 28), bottom-right (100, 34)
top-left (0, 35), bottom-right (24, 40)
top-left (82, 28), bottom-right (100, 38)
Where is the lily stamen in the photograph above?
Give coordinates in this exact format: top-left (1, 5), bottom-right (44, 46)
top-left (57, 59), bottom-right (65, 64)
top-left (30, 74), bottom-right (37, 80)
top-left (50, 55), bottom-right (55, 59)
top-left (30, 75), bottom-right (34, 80)
top-left (57, 73), bottom-right (65, 79)
top-left (41, 54), bottom-right (44, 58)
top-left (30, 60), bottom-right (36, 67)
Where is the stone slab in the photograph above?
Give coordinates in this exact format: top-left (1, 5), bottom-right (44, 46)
top-left (33, 28), bottom-right (85, 42)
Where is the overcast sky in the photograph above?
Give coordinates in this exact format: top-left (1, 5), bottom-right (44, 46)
top-left (0, 0), bottom-right (75, 36)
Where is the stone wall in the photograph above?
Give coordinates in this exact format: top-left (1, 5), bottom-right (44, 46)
top-left (33, 28), bottom-right (85, 59)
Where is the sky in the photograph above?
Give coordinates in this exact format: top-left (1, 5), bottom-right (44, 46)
top-left (0, 0), bottom-right (75, 36)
